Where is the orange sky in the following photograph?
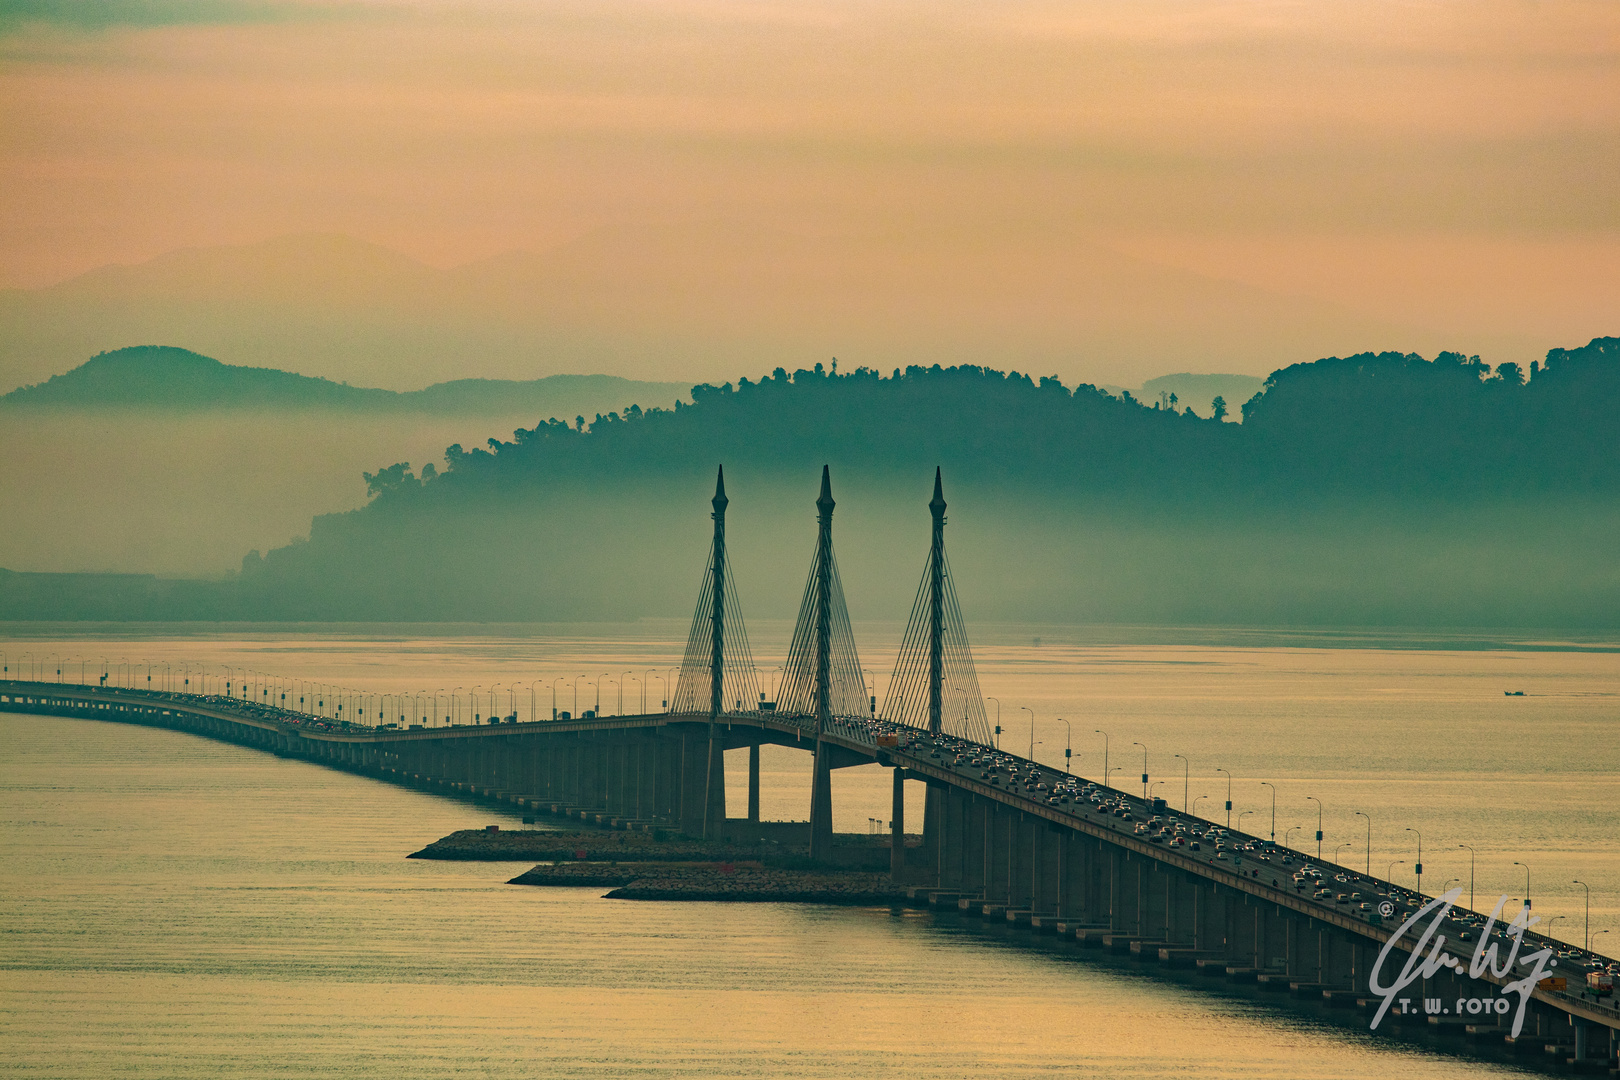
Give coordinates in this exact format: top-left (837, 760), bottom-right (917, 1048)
top-left (1, 0), bottom-right (1616, 383)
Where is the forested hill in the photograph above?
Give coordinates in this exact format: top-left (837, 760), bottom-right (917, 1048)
top-left (5, 336), bottom-right (1615, 625)
top-left (361, 336), bottom-right (1620, 505)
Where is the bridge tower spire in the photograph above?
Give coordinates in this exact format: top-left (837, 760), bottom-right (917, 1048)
top-left (928, 466), bottom-right (946, 736)
top-left (777, 465), bottom-right (865, 859)
top-left (810, 464), bottom-right (836, 859)
top-left (703, 466), bottom-right (729, 838)
top-left (879, 469), bottom-right (992, 745)
top-left (671, 466), bottom-right (761, 838)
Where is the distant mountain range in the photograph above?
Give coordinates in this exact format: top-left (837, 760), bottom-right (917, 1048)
top-left (0, 230), bottom-right (1450, 398)
top-left (0, 346), bottom-right (691, 416)
top-left (0, 345), bottom-right (1261, 418)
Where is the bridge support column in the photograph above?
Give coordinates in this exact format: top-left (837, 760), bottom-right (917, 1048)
top-left (748, 744), bottom-right (760, 824)
top-left (890, 768), bottom-right (906, 881)
top-left (679, 730), bottom-right (706, 836)
top-left (920, 782), bottom-right (942, 884)
top-left (809, 742), bottom-right (833, 860)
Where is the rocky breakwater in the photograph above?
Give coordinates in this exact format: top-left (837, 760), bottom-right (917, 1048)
top-left (408, 829), bottom-right (772, 863)
top-left (505, 862), bottom-right (904, 904)
top-left (605, 867), bottom-right (904, 904)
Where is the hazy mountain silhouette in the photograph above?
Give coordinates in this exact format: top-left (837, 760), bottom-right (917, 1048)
top-left (0, 345), bottom-right (690, 414)
top-left (0, 228), bottom-right (1439, 395)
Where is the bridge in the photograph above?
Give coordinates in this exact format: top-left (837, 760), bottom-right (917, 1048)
top-left (3, 465), bottom-right (1618, 1071)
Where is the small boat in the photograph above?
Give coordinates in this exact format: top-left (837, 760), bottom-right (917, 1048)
top-left (1504, 690), bottom-right (1525, 696)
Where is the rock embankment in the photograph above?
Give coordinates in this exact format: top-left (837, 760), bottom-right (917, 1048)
top-left (604, 868), bottom-right (903, 904)
top-left (409, 829), bottom-right (772, 862)
top-left (504, 864), bottom-right (644, 887)
top-left (503, 861), bottom-right (904, 903)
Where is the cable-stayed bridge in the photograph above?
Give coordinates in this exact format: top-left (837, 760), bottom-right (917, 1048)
top-left (3, 467), bottom-right (1617, 1068)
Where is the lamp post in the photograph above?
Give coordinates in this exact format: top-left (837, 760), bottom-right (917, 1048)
top-left (1058, 718), bottom-right (1072, 774)
top-left (1574, 880), bottom-right (1590, 950)
top-left (1094, 729), bottom-right (1109, 787)
top-left (1335, 842), bottom-right (1354, 866)
top-left (987, 697), bottom-right (1001, 748)
top-left (622, 671), bottom-right (633, 716)
top-left (1459, 843), bottom-right (1477, 913)
top-left (1305, 795), bottom-right (1323, 859)
top-left (1355, 811), bottom-right (1373, 878)
top-left (1286, 824), bottom-right (1304, 850)
top-left (1387, 859), bottom-right (1405, 881)
top-left (1215, 767), bottom-right (1232, 828)
top-left (1020, 706), bottom-right (1035, 761)
top-left (1173, 753), bottom-right (1189, 813)
top-left (597, 672), bottom-right (608, 716)
top-left (1260, 780), bottom-right (1276, 841)
top-left (1239, 810), bottom-right (1258, 834)
top-left (646, 669), bottom-right (658, 714)
top-left (1151, 781), bottom-right (1166, 802)
top-left (1405, 827), bottom-right (1423, 895)
top-left (1512, 861), bottom-right (1531, 910)
top-left (573, 675), bottom-right (584, 718)
top-left (1132, 741), bottom-right (1148, 799)
top-left (1193, 795), bottom-right (1210, 818)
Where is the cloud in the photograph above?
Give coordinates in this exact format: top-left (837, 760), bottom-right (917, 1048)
top-left (0, 0), bottom-right (367, 34)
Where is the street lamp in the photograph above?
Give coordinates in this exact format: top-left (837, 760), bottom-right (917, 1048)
top-left (1239, 810), bottom-right (1258, 834)
top-left (1512, 861), bottom-right (1531, 910)
top-left (1173, 753), bottom-right (1189, 813)
top-left (1151, 781), bottom-right (1166, 802)
top-left (1094, 729), bottom-right (1109, 787)
top-left (573, 675), bottom-right (585, 718)
top-left (1020, 706), bottom-right (1035, 761)
top-left (1285, 824), bottom-right (1304, 850)
top-left (1193, 795), bottom-right (1211, 817)
top-left (987, 697), bottom-right (1001, 748)
top-left (1132, 741), bottom-right (1148, 799)
top-left (1260, 780), bottom-right (1276, 841)
top-left (1574, 880), bottom-right (1590, 951)
top-left (1355, 811), bottom-right (1373, 878)
top-left (1386, 859), bottom-right (1405, 881)
top-left (1335, 842), bottom-right (1354, 865)
top-left (1405, 827), bottom-right (1423, 896)
top-left (1058, 718), bottom-right (1072, 773)
top-left (1215, 767), bottom-right (1233, 828)
top-left (597, 672), bottom-right (608, 715)
top-left (1459, 843), bottom-right (1477, 912)
top-left (1305, 795), bottom-right (1323, 860)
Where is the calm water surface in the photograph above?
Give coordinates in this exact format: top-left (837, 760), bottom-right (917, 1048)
top-left (3, 623), bottom-right (1615, 1078)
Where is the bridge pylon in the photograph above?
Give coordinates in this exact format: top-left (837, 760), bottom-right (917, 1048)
top-left (881, 468), bottom-right (992, 745)
top-left (777, 465), bottom-right (866, 860)
top-left (671, 465), bottom-right (760, 839)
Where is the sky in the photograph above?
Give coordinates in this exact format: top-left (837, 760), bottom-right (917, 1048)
top-left (1, 0), bottom-right (1617, 388)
